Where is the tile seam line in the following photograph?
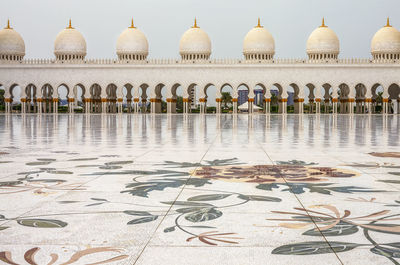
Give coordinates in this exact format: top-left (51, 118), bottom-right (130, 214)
top-left (130, 115), bottom-right (230, 265)
top-left (257, 141), bottom-right (345, 265)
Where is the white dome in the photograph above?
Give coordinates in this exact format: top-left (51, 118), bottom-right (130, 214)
top-left (0, 21), bottom-right (25, 59)
top-left (371, 19), bottom-right (400, 56)
top-left (306, 19), bottom-right (339, 58)
top-left (243, 19), bottom-right (275, 60)
top-left (179, 19), bottom-right (211, 60)
top-left (54, 20), bottom-right (87, 59)
top-left (116, 20), bottom-right (149, 60)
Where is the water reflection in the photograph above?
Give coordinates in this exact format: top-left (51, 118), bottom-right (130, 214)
top-left (1, 114), bottom-right (399, 151)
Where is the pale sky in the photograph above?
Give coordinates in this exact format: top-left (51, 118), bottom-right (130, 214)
top-left (2, 0), bottom-right (399, 59)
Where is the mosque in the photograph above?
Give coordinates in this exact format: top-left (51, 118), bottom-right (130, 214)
top-left (0, 17), bottom-right (399, 114)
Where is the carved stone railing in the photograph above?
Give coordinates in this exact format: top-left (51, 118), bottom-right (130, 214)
top-left (0, 58), bottom-right (399, 65)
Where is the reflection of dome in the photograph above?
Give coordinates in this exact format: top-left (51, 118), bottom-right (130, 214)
top-left (243, 18), bottom-right (275, 60)
top-left (116, 19), bottom-right (149, 60)
top-left (179, 18), bottom-right (211, 60)
top-left (54, 20), bottom-right (87, 60)
top-left (0, 20), bottom-right (25, 61)
top-left (371, 18), bottom-right (400, 60)
top-left (306, 18), bottom-right (339, 60)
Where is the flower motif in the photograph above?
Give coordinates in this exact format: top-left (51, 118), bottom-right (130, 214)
top-left (186, 231), bottom-right (243, 246)
top-left (193, 165), bottom-right (358, 184)
top-left (267, 205), bottom-right (400, 234)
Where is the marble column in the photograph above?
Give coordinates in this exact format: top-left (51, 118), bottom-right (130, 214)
top-left (264, 98), bottom-right (271, 114)
top-left (232, 98), bottom-right (238, 114)
top-left (248, 99), bottom-right (254, 114)
top-left (117, 98), bottom-right (123, 113)
top-left (278, 99), bottom-right (287, 114)
top-left (199, 98), bottom-right (207, 114)
top-left (294, 99), bottom-right (304, 114)
top-left (166, 98), bottom-right (176, 114)
top-left (216, 99), bottom-right (222, 114)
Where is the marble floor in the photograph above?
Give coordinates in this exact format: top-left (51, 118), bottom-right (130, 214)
top-left (0, 114), bottom-right (399, 265)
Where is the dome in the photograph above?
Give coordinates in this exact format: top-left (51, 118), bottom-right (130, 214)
top-left (243, 18), bottom-right (275, 60)
top-left (0, 20), bottom-right (25, 60)
top-left (116, 19), bottom-right (149, 60)
top-left (371, 18), bottom-right (400, 60)
top-left (54, 20), bottom-right (87, 60)
top-left (179, 18), bottom-right (211, 60)
top-left (306, 18), bottom-right (340, 60)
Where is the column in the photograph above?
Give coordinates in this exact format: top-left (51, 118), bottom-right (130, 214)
top-left (21, 98), bottom-right (26, 114)
top-left (133, 98), bottom-right (139, 113)
top-left (332, 98), bottom-right (338, 114)
top-left (324, 99), bottom-right (330, 113)
top-left (216, 98), bottom-right (222, 114)
top-left (117, 98), bottom-right (123, 113)
top-left (278, 99), bottom-right (287, 114)
top-left (397, 99), bottom-right (400, 114)
top-left (294, 99), bottom-right (304, 114)
top-left (101, 98), bottom-right (107, 113)
top-left (166, 98), bottom-right (176, 114)
top-left (84, 98), bottom-right (90, 113)
top-left (232, 98), bottom-right (238, 114)
top-left (126, 99), bottom-right (132, 113)
top-left (315, 98), bottom-right (321, 114)
top-left (141, 98), bottom-right (147, 113)
top-left (383, 98), bottom-right (389, 114)
top-left (348, 98), bottom-right (355, 114)
top-left (150, 98), bottom-right (161, 113)
top-left (264, 98), bottom-right (271, 114)
top-left (199, 98), bottom-right (207, 114)
top-left (248, 98), bottom-right (254, 114)
top-left (365, 98), bottom-right (372, 114)
top-left (5, 98), bottom-right (11, 113)
top-left (68, 98), bottom-right (74, 113)
top-left (183, 98), bottom-right (190, 114)
top-left (150, 98), bottom-right (156, 114)
top-left (53, 98), bottom-right (59, 113)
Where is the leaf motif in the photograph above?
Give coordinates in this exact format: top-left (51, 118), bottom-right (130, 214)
top-left (0, 215), bottom-right (5, 219)
top-left (127, 216), bottom-right (158, 225)
top-left (164, 226), bottom-right (175, 233)
top-left (185, 225), bottom-right (216, 229)
top-left (0, 181), bottom-right (23, 187)
top-left (272, 241), bottom-right (360, 255)
top-left (123, 210), bottom-right (152, 216)
top-left (188, 194), bottom-right (231, 201)
top-left (370, 246), bottom-right (400, 258)
top-left (0, 226), bottom-right (9, 231)
top-left (303, 222), bottom-right (359, 237)
top-left (47, 170), bottom-right (73, 175)
top-left (17, 219), bottom-right (67, 228)
top-left (185, 208), bottom-right (223, 223)
top-left (91, 198), bottom-right (108, 201)
top-left (379, 180), bottom-right (400, 184)
top-left (238, 194), bottom-right (282, 202)
top-left (86, 203), bottom-right (105, 207)
top-left (176, 207), bottom-right (209, 214)
top-left (162, 201), bottom-right (213, 207)
top-left (58, 201), bottom-right (80, 204)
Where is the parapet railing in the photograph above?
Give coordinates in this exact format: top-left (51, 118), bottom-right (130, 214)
top-left (1, 58), bottom-right (399, 65)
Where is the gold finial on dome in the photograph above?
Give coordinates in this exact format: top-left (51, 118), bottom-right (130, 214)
top-left (385, 17), bottom-right (391, 27)
top-left (129, 18), bottom-right (136, 28)
top-left (5, 19), bottom-right (12, 29)
top-left (255, 17), bottom-right (263, 28)
top-left (192, 17), bottom-right (199, 28)
top-left (67, 19), bottom-right (74, 29)
top-left (320, 17), bottom-right (327, 28)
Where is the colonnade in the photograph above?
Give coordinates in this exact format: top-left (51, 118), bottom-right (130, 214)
top-left (3, 81), bottom-right (400, 115)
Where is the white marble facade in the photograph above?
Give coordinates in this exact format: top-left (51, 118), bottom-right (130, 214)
top-left (1, 18), bottom-right (400, 114)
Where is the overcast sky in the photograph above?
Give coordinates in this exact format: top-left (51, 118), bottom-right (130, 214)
top-left (2, 0), bottom-right (399, 59)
